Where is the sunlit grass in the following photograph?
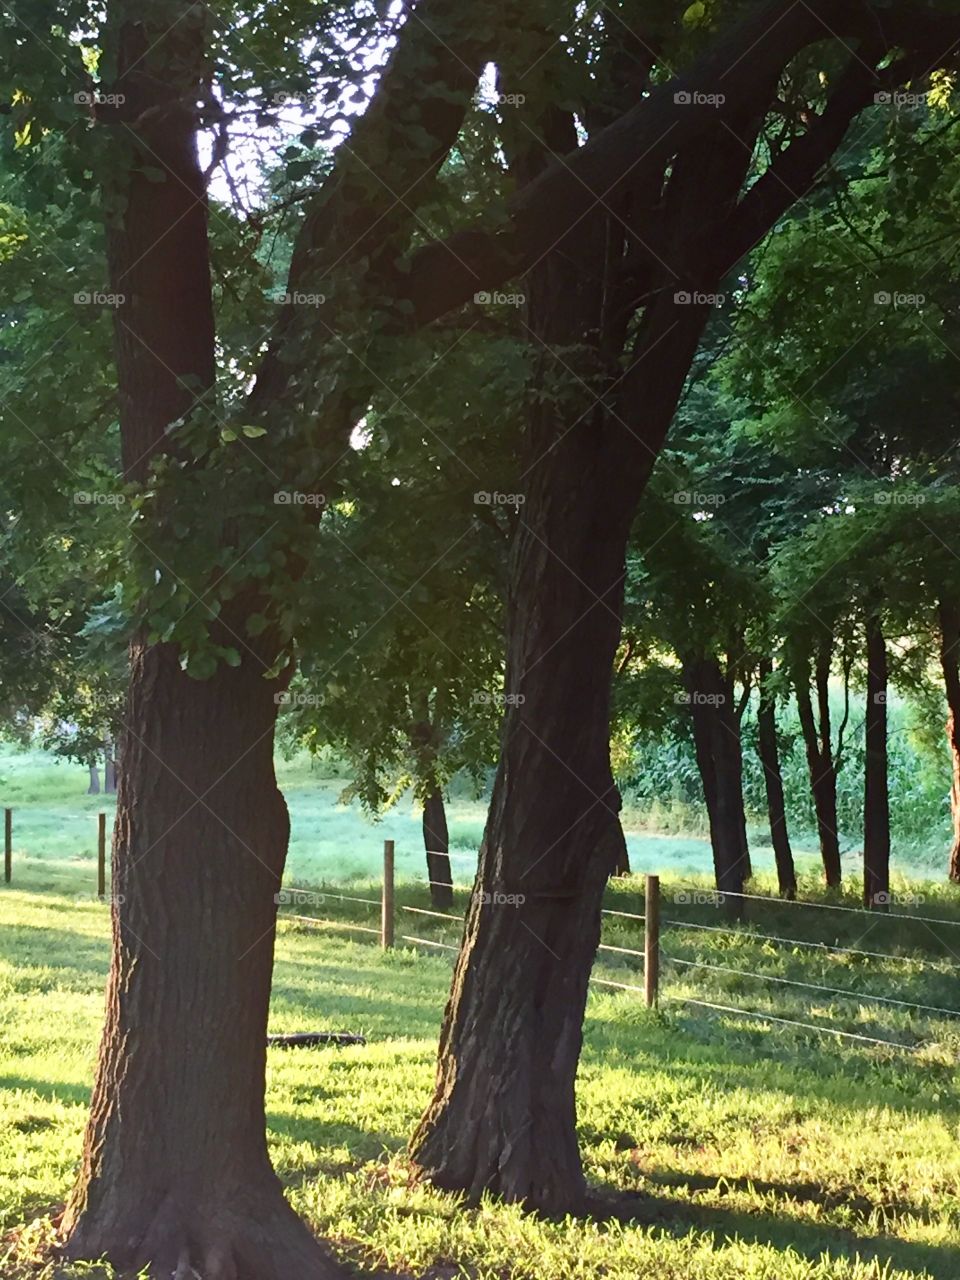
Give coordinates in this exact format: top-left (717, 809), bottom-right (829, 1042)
top-left (4, 744), bottom-right (960, 1277)
top-left (4, 863), bottom-right (960, 1278)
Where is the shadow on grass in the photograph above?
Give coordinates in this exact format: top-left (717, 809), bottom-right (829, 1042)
top-left (0, 1072), bottom-right (90, 1107)
top-left (588, 1185), bottom-right (960, 1280)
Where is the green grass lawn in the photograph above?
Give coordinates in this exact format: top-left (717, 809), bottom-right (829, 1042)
top-left (4, 867), bottom-right (960, 1279)
top-left (4, 744), bottom-right (960, 1278)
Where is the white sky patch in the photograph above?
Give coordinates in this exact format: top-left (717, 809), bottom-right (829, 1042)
top-left (199, 5), bottom-right (405, 211)
top-left (350, 417), bottom-right (372, 450)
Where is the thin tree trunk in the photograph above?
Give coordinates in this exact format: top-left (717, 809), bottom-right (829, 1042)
top-left (757, 657), bottom-right (796, 898)
top-left (938, 599), bottom-right (960, 884)
top-left (423, 788), bottom-right (453, 909)
top-left (794, 656), bottom-right (842, 887)
top-left (723, 673), bottom-right (752, 884)
top-left (683, 655), bottom-right (748, 907)
top-left (87, 762), bottom-right (101, 795)
top-left (863, 612), bottom-right (890, 910)
top-left (103, 737), bottom-right (118, 794)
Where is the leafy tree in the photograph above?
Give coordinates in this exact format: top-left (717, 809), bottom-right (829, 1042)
top-left (4, 0), bottom-right (960, 1265)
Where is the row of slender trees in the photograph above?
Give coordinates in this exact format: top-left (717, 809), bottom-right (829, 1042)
top-left (4, 0), bottom-right (960, 1274)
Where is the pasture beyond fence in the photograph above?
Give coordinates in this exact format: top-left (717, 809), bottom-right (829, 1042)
top-left (5, 813), bottom-right (960, 1060)
top-left (279, 841), bottom-right (960, 1061)
top-left (2, 806), bottom-right (108, 894)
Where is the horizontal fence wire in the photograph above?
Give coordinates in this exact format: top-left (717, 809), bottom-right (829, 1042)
top-left (674, 995), bottom-right (922, 1054)
top-left (410, 877), bottom-right (474, 892)
top-left (665, 954), bottom-right (960, 1019)
top-left (591, 976), bottom-right (647, 995)
top-left (598, 942), bottom-right (646, 960)
top-left (682, 887), bottom-right (960, 928)
top-left (660, 917), bottom-right (954, 967)
top-left (280, 890), bottom-right (380, 908)
top-left (279, 877), bottom-right (958, 1059)
top-left (399, 904), bottom-right (462, 922)
top-left (284, 915), bottom-right (382, 937)
top-left (398, 934), bottom-right (459, 952)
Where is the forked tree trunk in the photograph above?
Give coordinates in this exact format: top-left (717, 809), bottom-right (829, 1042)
top-left (423, 787), bottom-right (454, 909)
top-left (62, 641), bottom-right (343, 1278)
top-left (409, 121), bottom-right (738, 1203)
top-left (794, 656), bottom-right (842, 887)
top-left (863, 612), bottom-right (890, 910)
top-left (938, 599), bottom-right (960, 884)
top-left (757, 657), bottom-right (796, 898)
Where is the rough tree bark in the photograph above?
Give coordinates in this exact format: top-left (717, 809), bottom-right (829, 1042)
top-left (411, 87), bottom-right (762, 1207)
top-left (863, 611), bottom-right (890, 910)
top-left (794, 648), bottom-right (843, 888)
top-left (61, 6), bottom-right (344, 1275)
top-left (408, 434), bottom-right (640, 1212)
top-left (63, 641), bottom-right (345, 1279)
top-left (757, 657), bottom-right (796, 898)
top-left (938, 599), bottom-right (960, 884)
top-left (423, 787), bottom-right (454, 909)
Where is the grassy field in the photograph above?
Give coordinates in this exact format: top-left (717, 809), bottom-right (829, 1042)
top-left (0, 743), bottom-right (924, 894)
top-left (4, 744), bottom-right (960, 1278)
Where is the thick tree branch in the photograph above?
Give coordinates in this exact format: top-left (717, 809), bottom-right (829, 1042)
top-left (403, 0), bottom-right (960, 327)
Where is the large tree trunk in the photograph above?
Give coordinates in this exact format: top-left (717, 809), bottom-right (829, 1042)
top-left (63, 8), bottom-right (342, 1274)
top-left (794, 653), bottom-right (842, 887)
top-left (87, 762), bottom-right (100, 795)
top-left (863, 612), bottom-right (890, 910)
top-left (409, 457), bottom-right (633, 1214)
top-left (410, 91), bottom-right (762, 1209)
top-left (683, 655), bottom-right (749, 905)
top-left (423, 787), bottom-right (454, 909)
top-left (938, 599), bottom-right (960, 884)
top-left (63, 643), bottom-right (341, 1278)
top-left (757, 657), bottom-right (796, 898)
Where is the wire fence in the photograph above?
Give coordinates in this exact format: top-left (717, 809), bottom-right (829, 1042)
top-left (6, 811), bottom-right (958, 1061)
top-left (273, 846), bottom-right (960, 1062)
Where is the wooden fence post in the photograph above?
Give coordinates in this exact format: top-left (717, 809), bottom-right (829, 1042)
top-left (381, 839), bottom-right (395, 949)
top-left (4, 809), bottom-right (11, 884)
top-left (645, 873), bottom-right (660, 1009)
top-left (97, 812), bottom-right (107, 899)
